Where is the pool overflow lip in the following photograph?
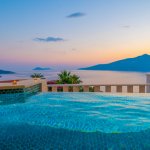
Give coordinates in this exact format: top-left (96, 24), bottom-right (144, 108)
top-left (0, 74), bottom-right (150, 94)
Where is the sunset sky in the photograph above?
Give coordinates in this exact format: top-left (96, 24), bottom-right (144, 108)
top-left (0, 0), bottom-right (150, 70)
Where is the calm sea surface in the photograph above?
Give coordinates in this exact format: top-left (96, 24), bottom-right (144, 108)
top-left (0, 70), bottom-right (147, 84)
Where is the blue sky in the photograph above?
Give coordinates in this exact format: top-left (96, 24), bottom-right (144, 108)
top-left (0, 0), bottom-right (150, 71)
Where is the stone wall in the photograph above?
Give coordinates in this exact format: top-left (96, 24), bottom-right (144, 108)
top-left (0, 83), bottom-right (42, 105)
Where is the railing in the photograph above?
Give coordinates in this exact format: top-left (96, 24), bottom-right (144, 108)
top-left (47, 84), bottom-right (150, 93)
top-left (1, 79), bottom-right (150, 93)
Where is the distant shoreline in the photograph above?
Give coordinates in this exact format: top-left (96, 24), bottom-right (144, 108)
top-left (0, 70), bottom-right (146, 85)
top-left (0, 70), bottom-right (15, 75)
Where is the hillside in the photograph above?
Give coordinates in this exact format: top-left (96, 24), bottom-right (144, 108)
top-left (0, 70), bottom-right (15, 74)
top-left (80, 54), bottom-right (150, 72)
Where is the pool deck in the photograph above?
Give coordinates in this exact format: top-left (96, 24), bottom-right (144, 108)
top-left (0, 79), bottom-right (39, 88)
top-left (0, 79), bottom-right (48, 93)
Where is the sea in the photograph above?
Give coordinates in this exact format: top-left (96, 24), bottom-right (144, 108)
top-left (0, 70), bottom-right (147, 84)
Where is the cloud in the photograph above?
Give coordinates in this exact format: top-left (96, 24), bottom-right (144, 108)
top-left (17, 40), bottom-right (24, 43)
top-left (67, 12), bottom-right (86, 18)
top-left (121, 25), bottom-right (130, 29)
top-left (72, 48), bottom-right (77, 51)
top-left (34, 37), bottom-right (64, 42)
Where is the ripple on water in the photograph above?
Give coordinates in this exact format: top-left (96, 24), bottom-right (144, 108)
top-left (0, 93), bottom-right (150, 133)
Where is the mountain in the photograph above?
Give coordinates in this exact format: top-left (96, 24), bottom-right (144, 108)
top-left (0, 70), bottom-right (15, 74)
top-left (80, 54), bottom-right (150, 72)
top-left (33, 67), bottom-right (51, 71)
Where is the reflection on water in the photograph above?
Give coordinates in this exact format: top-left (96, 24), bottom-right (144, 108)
top-left (0, 93), bottom-right (26, 105)
top-left (1, 93), bottom-right (150, 133)
top-left (0, 92), bottom-right (150, 149)
top-left (72, 70), bottom-right (146, 84)
top-left (0, 70), bottom-right (146, 84)
top-left (0, 124), bottom-right (150, 150)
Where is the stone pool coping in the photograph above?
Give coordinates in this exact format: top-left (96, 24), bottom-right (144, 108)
top-left (0, 79), bottom-right (48, 94)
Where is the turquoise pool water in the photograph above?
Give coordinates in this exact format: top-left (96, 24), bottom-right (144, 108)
top-left (0, 93), bottom-right (150, 149)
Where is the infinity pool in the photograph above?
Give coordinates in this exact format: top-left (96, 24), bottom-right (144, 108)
top-left (0, 93), bottom-right (150, 149)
